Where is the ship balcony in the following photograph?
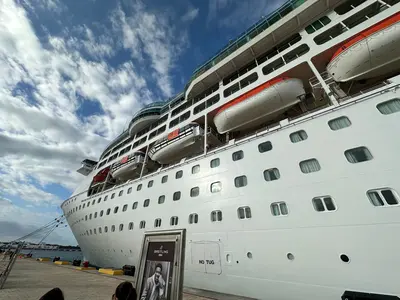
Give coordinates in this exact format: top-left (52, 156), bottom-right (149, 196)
top-left (128, 102), bottom-right (165, 136)
top-left (76, 159), bottom-right (97, 176)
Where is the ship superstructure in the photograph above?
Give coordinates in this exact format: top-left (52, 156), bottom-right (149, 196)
top-left (62, 0), bottom-right (400, 298)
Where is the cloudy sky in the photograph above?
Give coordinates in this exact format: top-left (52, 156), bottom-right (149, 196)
top-left (0, 0), bottom-right (286, 245)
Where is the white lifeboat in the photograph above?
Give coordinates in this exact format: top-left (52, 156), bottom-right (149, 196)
top-left (214, 77), bottom-right (305, 134)
top-left (110, 151), bottom-right (145, 180)
top-left (149, 123), bottom-right (204, 164)
top-left (327, 12), bottom-right (400, 82)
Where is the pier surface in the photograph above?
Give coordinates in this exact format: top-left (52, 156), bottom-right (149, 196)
top-left (0, 258), bottom-right (250, 300)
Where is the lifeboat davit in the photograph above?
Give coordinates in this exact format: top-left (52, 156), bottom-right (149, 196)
top-left (327, 12), bottom-right (400, 82)
top-left (110, 151), bottom-right (145, 180)
top-left (149, 123), bottom-right (204, 164)
top-left (214, 77), bottom-right (305, 134)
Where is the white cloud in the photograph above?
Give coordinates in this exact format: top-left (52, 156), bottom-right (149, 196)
top-left (0, 0), bottom-right (192, 244)
top-left (181, 6), bottom-right (199, 22)
top-left (111, 2), bottom-right (189, 97)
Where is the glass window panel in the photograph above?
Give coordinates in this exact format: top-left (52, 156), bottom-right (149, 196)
top-left (258, 141), bottom-right (273, 153)
top-left (192, 165), bottom-right (200, 174)
top-left (382, 190), bottom-right (399, 205)
top-left (328, 116), bottom-right (351, 130)
top-left (367, 191), bottom-right (384, 206)
top-left (312, 198), bottom-right (325, 211)
top-left (158, 195), bottom-right (165, 204)
top-left (191, 187), bottom-right (199, 197)
top-left (345, 147), bottom-right (373, 163)
top-left (211, 182), bottom-right (222, 193)
top-left (263, 168), bottom-right (281, 181)
top-left (234, 175), bottom-right (247, 187)
top-left (173, 192), bottom-right (181, 201)
top-left (324, 197), bottom-right (336, 211)
top-left (144, 199), bottom-right (150, 207)
top-left (210, 158), bottom-right (220, 168)
top-left (176, 170), bottom-right (183, 179)
top-left (300, 159), bottom-right (321, 174)
top-left (232, 150), bottom-right (244, 161)
top-left (290, 130), bottom-right (308, 143)
top-left (162, 175), bottom-right (168, 183)
top-left (271, 203), bottom-right (280, 216)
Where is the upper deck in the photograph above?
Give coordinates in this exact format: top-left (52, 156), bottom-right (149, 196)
top-left (82, 0), bottom-right (400, 192)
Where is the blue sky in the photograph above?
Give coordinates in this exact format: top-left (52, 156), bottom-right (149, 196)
top-left (0, 0), bottom-right (286, 245)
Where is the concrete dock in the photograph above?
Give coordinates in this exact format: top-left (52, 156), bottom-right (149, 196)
top-left (0, 258), bottom-right (250, 300)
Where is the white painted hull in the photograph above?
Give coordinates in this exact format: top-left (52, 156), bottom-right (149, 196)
top-left (64, 87), bottom-right (400, 300)
top-left (214, 78), bottom-right (305, 134)
top-left (327, 17), bottom-right (400, 82)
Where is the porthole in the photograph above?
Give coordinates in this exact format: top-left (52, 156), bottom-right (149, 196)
top-left (247, 252), bottom-right (253, 259)
top-left (340, 254), bottom-right (350, 263)
top-left (287, 253), bottom-right (294, 260)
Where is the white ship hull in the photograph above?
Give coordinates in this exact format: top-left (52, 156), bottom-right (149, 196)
top-left (64, 86), bottom-right (400, 300)
top-left (62, 1), bottom-right (400, 299)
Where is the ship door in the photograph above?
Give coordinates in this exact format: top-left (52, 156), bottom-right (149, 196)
top-left (190, 241), bottom-right (222, 275)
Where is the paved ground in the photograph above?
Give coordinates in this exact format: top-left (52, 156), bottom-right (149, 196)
top-left (0, 259), bottom-right (250, 300)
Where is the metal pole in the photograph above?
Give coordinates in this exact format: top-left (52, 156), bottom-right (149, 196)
top-left (204, 114), bottom-right (208, 154)
top-left (140, 145), bottom-right (150, 179)
top-left (307, 60), bottom-right (339, 106)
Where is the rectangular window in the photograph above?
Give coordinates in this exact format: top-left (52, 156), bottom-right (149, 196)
top-left (114, 207), bottom-right (119, 214)
top-left (290, 130), bottom-right (308, 143)
top-left (271, 202), bottom-right (288, 216)
top-left (189, 213), bottom-right (199, 224)
top-left (345, 147), bottom-right (373, 163)
top-left (328, 116), bottom-right (351, 130)
top-left (123, 204), bottom-right (128, 212)
top-left (132, 202), bottom-right (138, 210)
top-left (100, 210), bottom-right (104, 217)
top-left (210, 182), bottom-right (222, 193)
top-left (192, 165), bottom-right (200, 174)
top-left (312, 196), bottom-right (336, 212)
top-left (148, 180), bottom-right (153, 188)
top-left (367, 188), bottom-right (399, 206)
top-left (106, 208), bottom-right (111, 215)
top-left (176, 170), bottom-right (183, 179)
top-left (99, 227), bottom-right (102, 234)
top-left (377, 98), bottom-right (400, 115)
top-left (211, 210), bottom-right (223, 222)
top-left (258, 141), bottom-right (272, 153)
top-left (127, 187), bottom-right (132, 194)
top-left (262, 58), bottom-right (284, 76)
top-left (263, 168), bottom-right (280, 181)
top-left (334, 0), bottom-right (366, 14)
top-left (94, 228), bottom-right (96, 234)
top-left (232, 150), bottom-right (244, 161)
top-left (314, 24), bottom-right (347, 45)
top-left (137, 184), bottom-right (142, 191)
top-left (237, 206), bottom-right (252, 219)
top-left (305, 16), bottom-right (331, 34)
top-left (89, 213), bottom-right (92, 220)
top-left (97, 198), bottom-right (101, 203)
top-left (234, 175), bottom-right (247, 188)
top-left (342, 2), bottom-right (387, 29)
top-left (154, 218), bottom-right (162, 228)
top-left (210, 158), bottom-right (220, 168)
top-left (190, 187), bottom-right (199, 197)
top-left (173, 191), bottom-right (181, 201)
top-left (111, 193), bottom-right (115, 199)
top-left (158, 195), bottom-right (165, 204)
top-left (144, 199), bottom-right (150, 207)
top-left (300, 159), bottom-right (321, 174)
top-left (118, 190), bottom-right (123, 197)
top-left (104, 226), bottom-right (108, 233)
top-left (104, 195), bottom-right (108, 201)
top-left (94, 212), bottom-right (97, 218)
top-left (170, 216), bottom-right (179, 226)
top-left (92, 199), bottom-right (95, 205)
top-left (161, 175), bottom-right (168, 183)
top-left (111, 225), bottom-right (115, 232)
top-left (139, 221), bottom-right (146, 229)
top-left (87, 202), bottom-right (90, 207)
top-left (119, 224), bottom-right (124, 231)
top-left (129, 222), bottom-right (134, 230)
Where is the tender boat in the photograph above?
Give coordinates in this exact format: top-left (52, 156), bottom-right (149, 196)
top-left (214, 77), bottom-right (305, 134)
top-left (327, 12), bottom-right (400, 82)
top-left (149, 123), bottom-right (204, 164)
top-left (110, 151), bottom-right (145, 180)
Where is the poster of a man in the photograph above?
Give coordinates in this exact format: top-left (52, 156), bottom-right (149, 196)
top-left (140, 261), bottom-right (170, 300)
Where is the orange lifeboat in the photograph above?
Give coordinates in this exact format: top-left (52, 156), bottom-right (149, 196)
top-left (213, 77), bottom-right (305, 134)
top-left (327, 12), bottom-right (400, 82)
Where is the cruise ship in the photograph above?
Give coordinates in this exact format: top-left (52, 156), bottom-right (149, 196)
top-left (61, 0), bottom-right (400, 298)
